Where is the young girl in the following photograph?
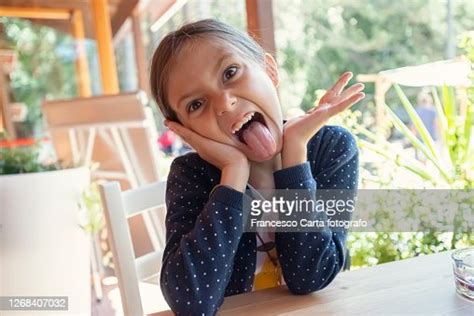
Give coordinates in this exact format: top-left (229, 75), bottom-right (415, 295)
top-left (149, 19), bottom-right (364, 315)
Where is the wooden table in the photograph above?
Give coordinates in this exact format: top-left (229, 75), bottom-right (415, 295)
top-left (155, 251), bottom-right (473, 315)
top-left (221, 251), bottom-right (472, 315)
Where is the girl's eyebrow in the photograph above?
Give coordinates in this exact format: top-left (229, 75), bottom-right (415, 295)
top-left (177, 52), bottom-right (234, 110)
top-left (177, 89), bottom-right (200, 110)
top-left (213, 52), bottom-right (233, 74)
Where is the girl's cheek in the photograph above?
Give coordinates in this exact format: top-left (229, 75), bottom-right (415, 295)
top-left (194, 123), bottom-right (222, 142)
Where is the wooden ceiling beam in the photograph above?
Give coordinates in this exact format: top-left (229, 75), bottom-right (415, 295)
top-left (111, 0), bottom-right (139, 35)
top-left (0, 6), bottom-right (72, 20)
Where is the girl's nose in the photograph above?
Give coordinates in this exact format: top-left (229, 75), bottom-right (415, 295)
top-left (215, 92), bottom-right (237, 116)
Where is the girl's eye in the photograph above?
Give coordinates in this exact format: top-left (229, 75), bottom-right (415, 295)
top-left (187, 100), bottom-right (203, 113)
top-left (223, 66), bottom-right (238, 81)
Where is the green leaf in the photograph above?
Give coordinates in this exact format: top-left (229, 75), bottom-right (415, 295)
top-left (441, 86), bottom-right (458, 165)
top-left (385, 106), bottom-right (451, 182)
top-left (430, 87), bottom-right (448, 143)
top-left (394, 84), bottom-right (439, 161)
top-left (358, 139), bottom-right (434, 182)
top-left (462, 98), bottom-right (473, 163)
top-left (442, 85), bottom-right (456, 128)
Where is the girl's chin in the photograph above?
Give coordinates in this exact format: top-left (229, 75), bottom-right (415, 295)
top-left (246, 153), bottom-right (274, 162)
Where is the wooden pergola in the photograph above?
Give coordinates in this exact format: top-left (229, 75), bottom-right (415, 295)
top-left (0, 0), bottom-right (276, 139)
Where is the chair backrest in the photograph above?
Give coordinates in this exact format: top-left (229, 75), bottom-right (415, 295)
top-left (99, 180), bottom-right (167, 316)
top-left (42, 91), bottom-right (161, 187)
top-left (43, 91), bottom-right (164, 256)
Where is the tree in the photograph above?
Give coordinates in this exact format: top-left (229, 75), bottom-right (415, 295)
top-left (1, 17), bottom-right (77, 137)
top-left (274, 0), bottom-right (474, 112)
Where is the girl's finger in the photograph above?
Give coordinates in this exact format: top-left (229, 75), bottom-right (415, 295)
top-left (166, 121), bottom-right (195, 144)
top-left (312, 82), bottom-right (362, 114)
top-left (328, 72), bottom-right (353, 96)
top-left (327, 92), bottom-right (365, 116)
top-left (335, 83), bottom-right (365, 104)
top-left (166, 121), bottom-right (216, 154)
top-left (298, 90), bottom-right (364, 139)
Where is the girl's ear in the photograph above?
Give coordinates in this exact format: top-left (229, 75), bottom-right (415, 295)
top-left (264, 53), bottom-right (280, 88)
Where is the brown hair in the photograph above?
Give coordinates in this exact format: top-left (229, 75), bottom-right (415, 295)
top-left (149, 19), bottom-right (265, 122)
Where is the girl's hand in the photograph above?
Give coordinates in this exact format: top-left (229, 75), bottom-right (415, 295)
top-left (165, 120), bottom-right (250, 192)
top-left (281, 72), bottom-right (365, 168)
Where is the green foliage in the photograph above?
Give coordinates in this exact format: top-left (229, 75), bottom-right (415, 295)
top-left (333, 83), bottom-right (474, 266)
top-left (78, 182), bottom-right (105, 234)
top-left (0, 131), bottom-right (62, 175)
top-left (208, 0), bottom-right (246, 30)
top-left (338, 93), bottom-right (473, 264)
top-left (0, 145), bottom-right (60, 175)
top-left (459, 31), bottom-right (474, 166)
top-left (381, 84), bottom-right (474, 188)
top-left (348, 232), bottom-right (462, 267)
top-left (274, 0), bottom-right (474, 113)
top-left (1, 17), bottom-right (77, 137)
top-left (356, 30), bottom-right (474, 189)
top-left (325, 30), bottom-right (474, 267)
top-left (0, 131), bottom-right (60, 175)
top-left (460, 31), bottom-right (474, 61)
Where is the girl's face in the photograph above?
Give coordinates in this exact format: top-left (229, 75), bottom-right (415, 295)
top-left (166, 38), bottom-right (283, 162)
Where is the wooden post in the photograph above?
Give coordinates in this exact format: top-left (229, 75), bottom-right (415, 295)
top-left (0, 21), bottom-right (15, 138)
top-left (0, 83), bottom-right (3, 133)
top-left (131, 12), bottom-right (149, 94)
top-left (112, 0), bottom-right (139, 35)
top-left (0, 71), bottom-right (16, 139)
top-left (374, 78), bottom-right (392, 138)
top-left (90, 0), bottom-right (119, 94)
top-left (71, 10), bottom-right (92, 97)
top-left (245, 0), bottom-right (276, 57)
top-left (357, 74), bottom-right (391, 138)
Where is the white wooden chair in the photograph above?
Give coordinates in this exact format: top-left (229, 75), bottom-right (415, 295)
top-left (99, 180), bottom-right (170, 316)
top-left (42, 91), bottom-right (165, 252)
top-left (43, 92), bottom-right (165, 300)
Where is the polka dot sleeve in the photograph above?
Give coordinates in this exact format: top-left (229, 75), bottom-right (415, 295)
top-left (160, 154), bottom-right (247, 315)
top-left (273, 125), bottom-right (359, 294)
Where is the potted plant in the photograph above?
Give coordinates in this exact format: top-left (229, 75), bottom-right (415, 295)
top-left (0, 135), bottom-right (91, 315)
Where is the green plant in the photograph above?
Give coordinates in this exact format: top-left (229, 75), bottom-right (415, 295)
top-left (363, 30), bottom-right (474, 189)
top-left (77, 182), bottom-right (104, 234)
top-left (331, 83), bottom-right (474, 266)
top-left (348, 84), bottom-right (473, 189)
top-left (77, 181), bottom-right (115, 270)
top-left (273, 0), bottom-right (474, 114)
top-left (356, 83), bottom-right (474, 265)
top-left (0, 144), bottom-right (60, 175)
top-left (1, 17), bottom-right (77, 137)
top-left (325, 33), bottom-right (474, 266)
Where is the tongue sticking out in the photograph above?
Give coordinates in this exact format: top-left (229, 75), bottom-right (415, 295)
top-left (241, 121), bottom-right (277, 160)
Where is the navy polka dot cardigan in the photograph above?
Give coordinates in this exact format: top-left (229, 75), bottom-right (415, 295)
top-left (161, 125), bottom-right (359, 315)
